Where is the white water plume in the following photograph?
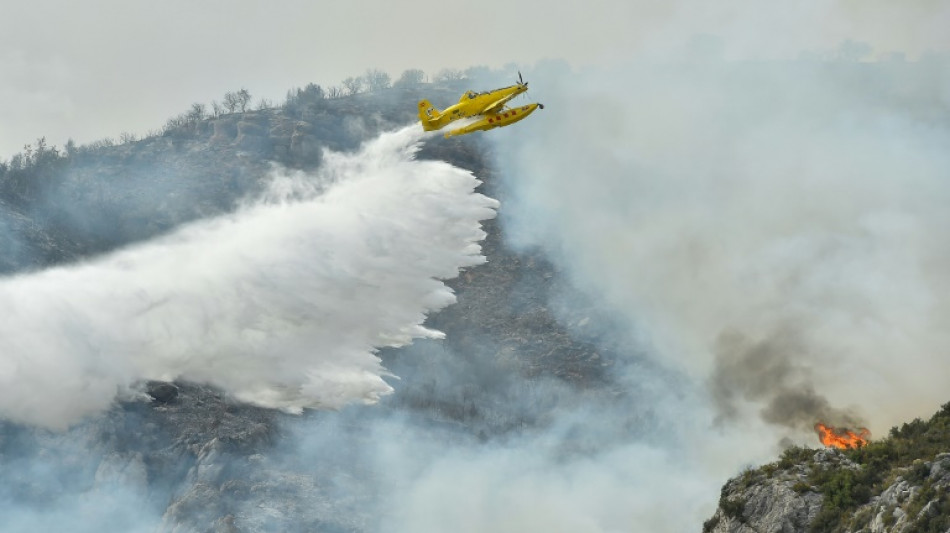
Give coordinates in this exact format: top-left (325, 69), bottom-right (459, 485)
top-left (0, 125), bottom-right (498, 429)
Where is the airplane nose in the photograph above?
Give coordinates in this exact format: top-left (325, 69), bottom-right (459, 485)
top-left (538, 103), bottom-right (544, 110)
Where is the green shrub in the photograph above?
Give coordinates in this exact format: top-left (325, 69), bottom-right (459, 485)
top-left (779, 445), bottom-right (813, 469)
top-left (907, 461), bottom-right (932, 484)
top-left (720, 498), bottom-right (746, 522)
top-left (848, 508), bottom-right (875, 531)
top-left (882, 507), bottom-right (897, 527)
top-left (792, 481), bottom-right (813, 493)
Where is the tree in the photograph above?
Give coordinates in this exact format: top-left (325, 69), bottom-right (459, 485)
top-left (8, 153), bottom-right (24, 172)
top-left (290, 83), bottom-right (325, 103)
top-left (463, 65), bottom-right (491, 81)
top-left (30, 137), bottom-right (61, 167)
top-left (0, 137), bottom-right (67, 204)
top-left (284, 88), bottom-right (299, 107)
top-left (326, 85), bottom-right (344, 98)
top-left (164, 113), bottom-right (189, 131)
top-left (186, 102), bottom-right (206, 123)
top-left (342, 76), bottom-right (363, 96)
top-left (434, 68), bottom-right (465, 82)
top-left (364, 68), bottom-right (391, 91)
top-left (394, 68), bottom-right (425, 87)
top-left (222, 89), bottom-right (252, 113)
top-left (236, 88), bottom-right (251, 112)
top-left (298, 83), bottom-right (326, 100)
top-left (223, 92), bottom-right (240, 113)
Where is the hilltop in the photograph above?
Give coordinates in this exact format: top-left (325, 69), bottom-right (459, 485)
top-left (706, 403), bottom-right (950, 533)
top-left (0, 80), bottom-right (475, 270)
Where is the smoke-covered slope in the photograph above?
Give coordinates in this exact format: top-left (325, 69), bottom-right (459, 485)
top-left (1, 85), bottom-right (684, 532)
top-left (0, 86), bottom-right (456, 270)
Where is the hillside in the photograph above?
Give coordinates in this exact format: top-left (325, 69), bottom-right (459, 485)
top-left (0, 81), bottom-right (632, 532)
top-left (0, 83), bottom-right (468, 270)
top-left (705, 403), bottom-right (950, 533)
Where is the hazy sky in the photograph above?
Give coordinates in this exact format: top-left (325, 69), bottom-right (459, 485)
top-left (2, 0), bottom-right (948, 157)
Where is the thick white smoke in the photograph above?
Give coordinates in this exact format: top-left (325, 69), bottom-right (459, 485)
top-left (494, 57), bottom-right (950, 437)
top-left (0, 125), bottom-right (498, 429)
top-left (345, 52), bottom-right (950, 533)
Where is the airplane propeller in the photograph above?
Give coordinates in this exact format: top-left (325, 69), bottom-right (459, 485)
top-left (517, 70), bottom-right (532, 104)
top-left (516, 71), bottom-right (545, 110)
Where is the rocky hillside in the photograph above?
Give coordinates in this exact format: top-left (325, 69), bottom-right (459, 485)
top-left (705, 403), bottom-right (950, 533)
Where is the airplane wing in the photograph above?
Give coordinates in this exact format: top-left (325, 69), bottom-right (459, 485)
top-left (482, 97), bottom-right (511, 115)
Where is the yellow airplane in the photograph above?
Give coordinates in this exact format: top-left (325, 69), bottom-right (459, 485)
top-left (418, 72), bottom-right (544, 138)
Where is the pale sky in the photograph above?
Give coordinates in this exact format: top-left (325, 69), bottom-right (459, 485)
top-left (1, 0), bottom-right (947, 157)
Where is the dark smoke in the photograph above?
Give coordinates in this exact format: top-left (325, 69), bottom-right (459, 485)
top-left (710, 328), bottom-right (866, 432)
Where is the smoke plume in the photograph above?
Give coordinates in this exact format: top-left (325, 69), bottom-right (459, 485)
top-left (0, 125), bottom-right (498, 429)
top-left (710, 328), bottom-right (867, 431)
top-left (492, 55), bottom-right (950, 436)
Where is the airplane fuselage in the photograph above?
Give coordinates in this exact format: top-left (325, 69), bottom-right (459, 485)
top-left (440, 84), bottom-right (527, 120)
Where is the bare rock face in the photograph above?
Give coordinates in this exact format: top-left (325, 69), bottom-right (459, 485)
top-left (709, 478), bottom-right (824, 533)
top-left (705, 449), bottom-right (950, 533)
top-left (863, 453), bottom-right (950, 533)
top-left (703, 450), bottom-right (845, 533)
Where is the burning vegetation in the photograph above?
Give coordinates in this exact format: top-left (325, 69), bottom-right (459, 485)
top-left (814, 422), bottom-right (870, 449)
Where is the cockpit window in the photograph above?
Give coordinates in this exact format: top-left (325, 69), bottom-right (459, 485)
top-left (467, 91), bottom-right (477, 99)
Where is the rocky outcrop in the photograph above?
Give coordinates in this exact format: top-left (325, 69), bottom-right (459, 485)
top-left (862, 453), bottom-right (950, 533)
top-left (705, 449), bottom-right (845, 533)
top-left (706, 448), bottom-right (950, 533)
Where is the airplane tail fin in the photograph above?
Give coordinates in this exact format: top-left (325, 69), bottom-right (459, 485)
top-left (418, 100), bottom-right (443, 131)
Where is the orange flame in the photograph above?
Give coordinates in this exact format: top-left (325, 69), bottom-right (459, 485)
top-left (814, 423), bottom-right (870, 449)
